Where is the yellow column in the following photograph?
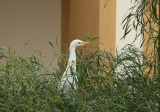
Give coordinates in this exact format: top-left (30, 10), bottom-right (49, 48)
top-left (61, 0), bottom-right (116, 53)
top-left (99, 0), bottom-right (116, 53)
top-left (69, 0), bottom-right (99, 41)
top-left (61, 0), bottom-right (70, 53)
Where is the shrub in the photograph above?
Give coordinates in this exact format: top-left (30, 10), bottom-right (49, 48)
top-left (0, 43), bottom-right (158, 112)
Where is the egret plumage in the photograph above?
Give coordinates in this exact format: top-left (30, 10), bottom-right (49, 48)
top-left (59, 39), bottom-right (91, 93)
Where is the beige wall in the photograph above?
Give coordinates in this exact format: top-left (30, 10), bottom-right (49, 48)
top-left (61, 0), bottom-right (116, 53)
top-left (0, 0), bottom-right (61, 68)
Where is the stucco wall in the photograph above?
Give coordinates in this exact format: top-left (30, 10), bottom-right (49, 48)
top-left (0, 0), bottom-right (61, 68)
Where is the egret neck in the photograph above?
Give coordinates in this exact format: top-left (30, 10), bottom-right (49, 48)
top-left (66, 46), bottom-right (76, 73)
top-left (59, 39), bottom-right (91, 92)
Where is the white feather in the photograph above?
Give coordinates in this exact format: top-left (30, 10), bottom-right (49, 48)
top-left (59, 39), bottom-right (84, 92)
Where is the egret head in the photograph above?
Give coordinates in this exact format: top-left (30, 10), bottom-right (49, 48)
top-left (70, 39), bottom-right (91, 48)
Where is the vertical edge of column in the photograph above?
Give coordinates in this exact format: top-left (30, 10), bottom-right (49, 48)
top-left (61, 0), bottom-right (70, 53)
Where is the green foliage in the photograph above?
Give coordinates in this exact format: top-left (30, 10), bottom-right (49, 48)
top-left (122, 0), bottom-right (159, 47)
top-left (122, 0), bottom-right (159, 110)
top-left (0, 42), bottom-right (159, 112)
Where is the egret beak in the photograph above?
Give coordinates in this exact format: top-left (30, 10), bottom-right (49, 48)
top-left (81, 42), bottom-right (91, 45)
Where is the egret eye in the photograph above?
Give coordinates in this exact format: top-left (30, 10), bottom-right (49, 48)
top-left (78, 42), bottom-right (81, 44)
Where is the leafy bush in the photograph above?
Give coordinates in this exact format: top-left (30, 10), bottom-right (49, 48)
top-left (0, 42), bottom-right (159, 112)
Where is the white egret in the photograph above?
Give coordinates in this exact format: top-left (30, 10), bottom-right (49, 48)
top-left (59, 39), bottom-right (91, 93)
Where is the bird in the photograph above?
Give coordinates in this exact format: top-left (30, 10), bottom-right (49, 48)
top-left (59, 39), bottom-right (91, 93)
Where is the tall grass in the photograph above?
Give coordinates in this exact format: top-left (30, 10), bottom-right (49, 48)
top-left (0, 41), bottom-right (159, 112)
